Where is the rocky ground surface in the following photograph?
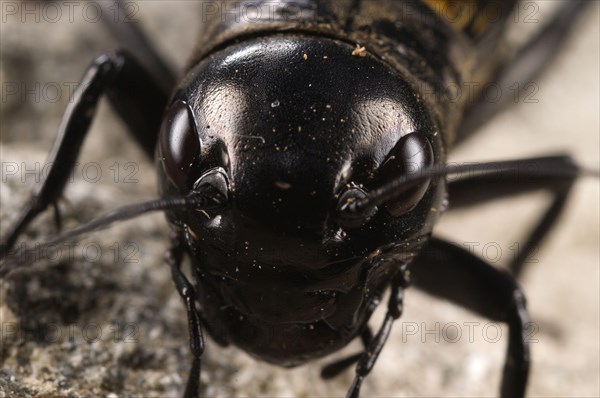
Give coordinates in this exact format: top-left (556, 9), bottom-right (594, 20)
top-left (0, 2), bottom-right (598, 397)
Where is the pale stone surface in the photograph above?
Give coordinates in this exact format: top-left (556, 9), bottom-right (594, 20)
top-left (1, 2), bottom-right (598, 397)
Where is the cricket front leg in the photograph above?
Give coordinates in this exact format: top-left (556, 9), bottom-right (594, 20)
top-left (165, 233), bottom-right (205, 398)
top-left (1, 49), bottom-right (169, 258)
top-left (411, 237), bottom-right (530, 397)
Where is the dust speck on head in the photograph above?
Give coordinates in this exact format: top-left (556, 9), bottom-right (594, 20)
top-left (352, 44), bottom-right (367, 57)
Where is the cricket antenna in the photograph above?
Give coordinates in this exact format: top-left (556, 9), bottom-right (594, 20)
top-left (343, 155), bottom-right (589, 225)
top-left (0, 192), bottom-right (214, 277)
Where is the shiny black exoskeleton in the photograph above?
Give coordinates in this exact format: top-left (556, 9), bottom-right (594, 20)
top-left (158, 35), bottom-right (442, 365)
top-left (1, 1), bottom-right (593, 397)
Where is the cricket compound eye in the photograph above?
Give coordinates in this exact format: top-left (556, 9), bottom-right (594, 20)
top-left (159, 100), bottom-right (201, 188)
top-left (377, 133), bottom-right (433, 216)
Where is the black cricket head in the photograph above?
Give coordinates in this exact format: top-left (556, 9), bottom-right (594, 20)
top-left (158, 34), bottom-right (447, 252)
top-left (156, 35), bottom-right (446, 364)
